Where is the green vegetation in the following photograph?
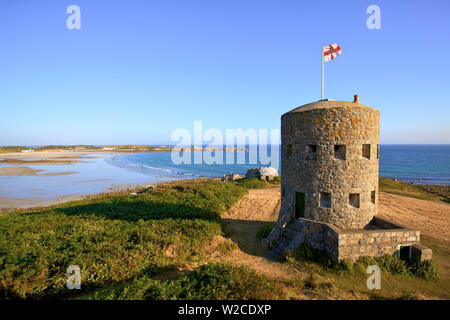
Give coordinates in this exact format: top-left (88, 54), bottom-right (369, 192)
top-left (82, 263), bottom-right (284, 300)
top-left (0, 176), bottom-right (447, 300)
top-left (292, 242), bottom-right (438, 280)
top-left (0, 179), bottom-right (250, 299)
top-left (286, 241), bottom-right (447, 299)
top-left (0, 146), bottom-right (28, 154)
top-left (379, 177), bottom-right (447, 202)
top-left (234, 177), bottom-right (280, 189)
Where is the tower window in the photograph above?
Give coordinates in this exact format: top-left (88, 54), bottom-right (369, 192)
top-left (349, 193), bottom-right (360, 208)
top-left (305, 145), bottom-right (317, 160)
top-left (287, 144), bottom-right (292, 157)
top-left (334, 145), bottom-right (346, 160)
top-left (371, 190), bottom-right (376, 204)
top-left (377, 144), bottom-right (380, 159)
top-left (362, 144), bottom-right (371, 159)
top-left (320, 192), bottom-right (331, 208)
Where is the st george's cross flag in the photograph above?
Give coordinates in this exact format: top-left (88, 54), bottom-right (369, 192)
top-left (323, 43), bottom-right (342, 62)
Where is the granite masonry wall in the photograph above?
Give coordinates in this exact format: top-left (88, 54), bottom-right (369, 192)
top-left (279, 101), bottom-right (380, 230)
top-left (279, 217), bottom-right (431, 262)
top-left (263, 98), bottom-right (432, 262)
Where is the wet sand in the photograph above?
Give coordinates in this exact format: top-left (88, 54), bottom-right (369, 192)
top-left (0, 159), bottom-right (80, 165)
top-left (0, 166), bottom-right (77, 177)
top-left (0, 150), bottom-right (115, 159)
top-left (0, 195), bottom-right (85, 210)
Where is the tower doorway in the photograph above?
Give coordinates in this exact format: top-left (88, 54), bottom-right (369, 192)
top-left (295, 192), bottom-right (305, 218)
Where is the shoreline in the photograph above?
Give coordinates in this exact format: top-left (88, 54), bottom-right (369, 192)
top-left (0, 149), bottom-right (448, 209)
top-left (1, 175), bottom-right (448, 211)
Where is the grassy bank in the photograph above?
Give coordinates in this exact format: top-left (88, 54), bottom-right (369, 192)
top-left (379, 177), bottom-right (449, 203)
top-left (0, 177), bottom-right (448, 300)
top-left (0, 178), bottom-right (279, 299)
top-left (282, 237), bottom-right (449, 300)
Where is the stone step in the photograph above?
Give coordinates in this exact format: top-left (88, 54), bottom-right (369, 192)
top-left (282, 229), bottom-right (296, 240)
top-left (278, 238), bottom-right (290, 248)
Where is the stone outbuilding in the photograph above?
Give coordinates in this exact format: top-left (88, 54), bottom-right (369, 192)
top-left (262, 96), bottom-right (432, 262)
top-left (245, 167), bottom-right (279, 181)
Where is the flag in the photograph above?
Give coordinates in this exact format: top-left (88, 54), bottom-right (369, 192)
top-left (323, 43), bottom-right (342, 62)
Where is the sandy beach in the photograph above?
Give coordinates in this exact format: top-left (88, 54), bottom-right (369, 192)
top-left (0, 150), bottom-right (154, 208)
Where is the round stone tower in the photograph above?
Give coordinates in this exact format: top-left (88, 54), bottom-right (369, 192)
top-left (279, 96), bottom-right (380, 229)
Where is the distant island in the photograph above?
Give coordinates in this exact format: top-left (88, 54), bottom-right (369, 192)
top-left (0, 145), bottom-right (248, 154)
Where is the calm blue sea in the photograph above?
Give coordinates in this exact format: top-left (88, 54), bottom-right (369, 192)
top-left (109, 145), bottom-right (450, 185)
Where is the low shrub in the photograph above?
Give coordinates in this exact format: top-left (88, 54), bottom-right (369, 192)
top-left (234, 178), bottom-right (268, 189)
top-left (86, 263), bottom-right (284, 300)
top-left (272, 176), bottom-right (281, 183)
top-left (354, 254), bottom-right (438, 279)
top-left (407, 259), bottom-right (439, 280)
top-left (292, 242), bottom-right (334, 267)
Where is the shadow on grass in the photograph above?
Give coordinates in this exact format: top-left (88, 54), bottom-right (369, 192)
top-left (221, 218), bottom-right (275, 256)
top-left (25, 198), bottom-right (222, 222)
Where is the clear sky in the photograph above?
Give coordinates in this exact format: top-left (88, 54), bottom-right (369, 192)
top-left (0, 0), bottom-right (449, 146)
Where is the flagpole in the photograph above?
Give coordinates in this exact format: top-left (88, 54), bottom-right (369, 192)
top-left (321, 46), bottom-right (324, 100)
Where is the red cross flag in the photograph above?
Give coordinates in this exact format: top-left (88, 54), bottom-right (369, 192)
top-left (323, 43), bottom-right (342, 62)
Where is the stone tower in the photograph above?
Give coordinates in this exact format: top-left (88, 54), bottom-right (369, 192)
top-left (263, 96), bottom-right (432, 262)
top-left (280, 95), bottom-right (380, 230)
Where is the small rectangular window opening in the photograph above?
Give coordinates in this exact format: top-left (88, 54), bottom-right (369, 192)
top-left (287, 144), bottom-right (292, 157)
top-left (320, 192), bottom-right (331, 208)
top-left (349, 193), bottom-right (360, 208)
top-left (306, 145), bottom-right (317, 160)
top-left (377, 144), bottom-right (380, 159)
top-left (371, 191), bottom-right (376, 204)
top-left (362, 144), bottom-right (371, 159)
top-left (334, 145), bottom-right (346, 160)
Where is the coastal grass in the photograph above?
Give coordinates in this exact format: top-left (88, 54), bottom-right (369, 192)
top-left (0, 146), bottom-right (28, 154)
top-left (379, 177), bottom-right (447, 202)
top-left (1, 175), bottom-right (448, 300)
top-left (81, 263), bottom-right (284, 300)
top-left (285, 239), bottom-right (449, 299)
top-left (0, 179), bottom-right (258, 299)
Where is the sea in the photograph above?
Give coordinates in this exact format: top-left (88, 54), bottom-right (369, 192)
top-left (0, 145), bottom-right (448, 200)
top-left (109, 144), bottom-right (450, 185)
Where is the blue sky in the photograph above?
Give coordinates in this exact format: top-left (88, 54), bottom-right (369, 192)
top-left (0, 0), bottom-right (449, 145)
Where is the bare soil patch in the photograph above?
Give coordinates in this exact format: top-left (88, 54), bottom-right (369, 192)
top-left (378, 192), bottom-right (450, 241)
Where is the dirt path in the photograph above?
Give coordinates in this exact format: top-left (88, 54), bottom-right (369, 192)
top-left (378, 192), bottom-right (450, 241)
top-left (222, 187), bottom-right (280, 256)
top-left (220, 186), bottom-right (301, 280)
